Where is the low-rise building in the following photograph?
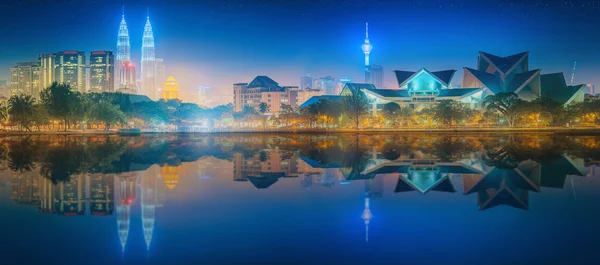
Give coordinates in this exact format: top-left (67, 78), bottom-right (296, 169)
top-left (233, 76), bottom-right (323, 114)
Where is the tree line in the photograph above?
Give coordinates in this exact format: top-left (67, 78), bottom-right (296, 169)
top-left (245, 91), bottom-right (600, 129)
top-left (0, 82), bottom-right (233, 131)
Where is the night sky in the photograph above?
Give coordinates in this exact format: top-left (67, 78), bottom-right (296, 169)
top-left (1, 0), bottom-right (600, 103)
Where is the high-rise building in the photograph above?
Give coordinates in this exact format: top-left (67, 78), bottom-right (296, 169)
top-left (55, 175), bottom-right (86, 216)
top-left (314, 76), bottom-right (336, 95)
top-left (89, 51), bottom-right (115, 93)
top-left (117, 60), bottom-right (137, 94)
top-left (162, 76), bottom-right (179, 101)
top-left (233, 83), bottom-right (248, 112)
top-left (300, 74), bottom-right (313, 90)
top-left (54, 51), bottom-right (87, 92)
top-left (89, 174), bottom-right (114, 215)
top-left (141, 166), bottom-right (159, 250)
top-left (196, 85), bottom-right (210, 107)
top-left (361, 22), bottom-right (373, 84)
top-left (370, 65), bottom-right (384, 88)
top-left (115, 172), bottom-right (137, 252)
top-left (155, 58), bottom-right (166, 93)
top-left (161, 166), bottom-right (179, 189)
top-left (141, 14), bottom-right (157, 100)
top-left (116, 10), bottom-right (131, 90)
top-left (585, 84), bottom-right (596, 95)
top-left (9, 61), bottom-right (40, 97)
top-left (39, 54), bottom-right (55, 90)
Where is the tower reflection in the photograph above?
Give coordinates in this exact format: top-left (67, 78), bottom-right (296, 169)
top-left (1, 133), bottom-right (597, 249)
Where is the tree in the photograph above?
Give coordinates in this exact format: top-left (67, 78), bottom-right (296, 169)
top-left (483, 92), bottom-right (535, 127)
top-left (0, 102), bottom-right (9, 130)
top-left (258, 102), bottom-right (270, 115)
top-left (31, 104), bottom-right (50, 131)
top-left (40, 82), bottom-right (77, 131)
top-left (431, 100), bottom-right (467, 127)
top-left (242, 105), bottom-right (256, 115)
top-left (532, 96), bottom-right (565, 126)
top-left (90, 101), bottom-right (127, 130)
top-left (8, 95), bottom-right (36, 131)
top-left (381, 102), bottom-right (401, 127)
top-left (342, 89), bottom-right (370, 129)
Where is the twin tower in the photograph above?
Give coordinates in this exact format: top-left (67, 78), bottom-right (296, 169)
top-left (116, 9), bottom-right (161, 100)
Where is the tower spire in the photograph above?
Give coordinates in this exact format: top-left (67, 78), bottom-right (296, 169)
top-left (147, 7), bottom-right (150, 20)
top-left (366, 22), bottom-right (369, 40)
top-left (122, 5), bottom-right (124, 19)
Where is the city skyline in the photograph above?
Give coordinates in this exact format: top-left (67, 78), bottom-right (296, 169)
top-left (2, 1), bottom-right (600, 105)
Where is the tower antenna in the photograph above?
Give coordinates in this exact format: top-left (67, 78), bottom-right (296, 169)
top-left (365, 22), bottom-right (369, 39)
top-left (122, 5), bottom-right (124, 19)
top-left (570, 61), bottom-right (577, 85)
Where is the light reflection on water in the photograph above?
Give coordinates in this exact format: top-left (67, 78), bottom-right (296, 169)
top-left (0, 133), bottom-right (599, 264)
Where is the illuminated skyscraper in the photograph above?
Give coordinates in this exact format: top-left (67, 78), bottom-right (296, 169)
top-left (89, 51), bottom-right (115, 92)
top-left (361, 22), bottom-right (373, 84)
top-left (155, 58), bottom-right (166, 93)
top-left (370, 65), bottom-right (384, 88)
top-left (116, 9), bottom-right (131, 90)
top-left (39, 54), bottom-right (55, 90)
top-left (141, 12), bottom-right (157, 100)
top-left (162, 76), bottom-right (179, 101)
top-left (9, 61), bottom-right (40, 97)
top-left (54, 51), bottom-right (87, 92)
top-left (141, 167), bottom-right (158, 251)
top-left (55, 175), bottom-right (86, 216)
top-left (115, 173), bottom-right (137, 252)
top-left (89, 174), bottom-right (114, 215)
top-left (117, 60), bottom-right (137, 94)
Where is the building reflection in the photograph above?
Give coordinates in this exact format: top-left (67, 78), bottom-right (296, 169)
top-left (2, 133), bottom-right (598, 248)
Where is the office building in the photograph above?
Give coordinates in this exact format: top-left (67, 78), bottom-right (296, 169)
top-left (233, 76), bottom-right (323, 113)
top-left (54, 51), bottom-right (87, 92)
top-left (336, 77), bottom-right (352, 95)
top-left (141, 15), bottom-right (157, 100)
top-left (89, 174), bottom-right (114, 215)
top-left (89, 51), bottom-right (115, 92)
top-left (370, 65), bottom-right (384, 88)
top-left (116, 10), bottom-right (131, 90)
top-left (9, 61), bottom-right (40, 97)
top-left (117, 60), bottom-right (137, 94)
top-left (300, 74), bottom-right (313, 90)
top-left (314, 76), bottom-right (336, 95)
top-left (155, 58), bottom-right (166, 93)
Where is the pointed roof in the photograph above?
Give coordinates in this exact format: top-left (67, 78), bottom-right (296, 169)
top-left (480, 51), bottom-right (529, 74)
top-left (247, 176), bottom-right (279, 189)
top-left (540, 73), bottom-right (585, 105)
top-left (394, 68), bottom-right (456, 88)
top-left (394, 173), bottom-right (456, 194)
top-left (394, 70), bottom-right (416, 86)
top-left (463, 67), bottom-right (503, 94)
top-left (430, 70), bottom-right (456, 86)
top-left (247, 76), bottom-right (281, 89)
top-left (478, 186), bottom-right (529, 211)
top-left (345, 83), bottom-right (377, 92)
top-left (507, 69), bottom-right (541, 93)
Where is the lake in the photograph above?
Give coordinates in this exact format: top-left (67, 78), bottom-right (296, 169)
top-left (0, 133), bottom-right (599, 265)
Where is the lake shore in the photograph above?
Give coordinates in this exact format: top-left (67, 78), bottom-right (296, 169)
top-left (1, 126), bottom-right (600, 136)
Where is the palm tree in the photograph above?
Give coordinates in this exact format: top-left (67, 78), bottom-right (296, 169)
top-left (258, 102), bottom-right (270, 115)
top-left (0, 102), bottom-right (9, 130)
top-left (8, 95), bottom-right (36, 131)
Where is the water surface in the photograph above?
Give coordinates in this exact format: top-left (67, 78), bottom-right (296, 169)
top-left (1, 133), bottom-right (599, 265)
